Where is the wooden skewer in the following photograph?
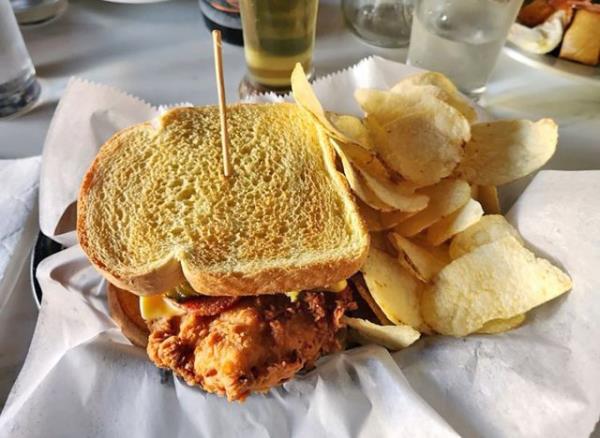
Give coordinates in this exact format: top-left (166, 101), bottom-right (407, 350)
top-left (212, 30), bottom-right (232, 177)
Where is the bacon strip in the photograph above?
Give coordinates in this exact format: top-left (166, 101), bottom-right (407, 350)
top-left (179, 296), bottom-right (240, 316)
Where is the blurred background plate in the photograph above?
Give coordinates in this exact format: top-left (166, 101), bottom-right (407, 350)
top-left (504, 42), bottom-right (600, 85)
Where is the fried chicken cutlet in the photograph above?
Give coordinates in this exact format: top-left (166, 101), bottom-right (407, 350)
top-left (147, 289), bottom-right (355, 401)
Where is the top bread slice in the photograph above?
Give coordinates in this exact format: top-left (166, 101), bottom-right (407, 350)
top-left (77, 103), bottom-right (369, 296)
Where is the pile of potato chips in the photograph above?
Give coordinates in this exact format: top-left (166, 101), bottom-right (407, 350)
top-left (291, 64), bottom-right (572, 349)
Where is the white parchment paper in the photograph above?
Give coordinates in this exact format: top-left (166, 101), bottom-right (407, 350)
top-left (0, 157), bottom-right (41, 406)
top-left (3, 57), bottom-right (599, 437)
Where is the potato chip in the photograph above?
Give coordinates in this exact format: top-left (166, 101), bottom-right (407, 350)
top-left (449, 215), bottom-right (523, 259)
top-left (477, 185), bottom-right (501, 214)
top-left (393, 71), bottom-right (459, 96)
top-left (332, 132), bottom-right (428, 213)
top-left (291, 65), bottom-right (392, 175)
top-left (344, 316), bottom-right (420, 350)
top-left (470, 184), bottom-right (479, 199)
top-left (421, 236), bottom-right (572, 336)
top-left (334, 142), bottom-right (395, 211)
top-left (362, 96), bottom-right (470, 185)
top-left (379, 210), bottom-right (415, 230)
top-left (391, 72), bottom-right (478, 124)
top-left (370, 231), bottom-right (396, 254)
top-left (355, 88), bottom-right (425, 125)
top-left (356, 200), bottom-right (384, 231)
top-left (356, 201), bottom-right (413, 231)
top-left (426, 199), bottom-right (484, 246)
top-left (394, 179), bottom-right (471, 237)
top-left (328, 113), bottom-right (373, 150)
top-left (476, 314), bottom-right (526, 334)
top-left (292, 65), bottom-right (386, 170)
top-left (337, 141), bottom-right (392, 179)
top-left (457, 119), bottom-right (558, 186)
top-left (291, 64), bottom-right (348, 142)
top-left (412, 235), bottom-right (452, 263)
top-left (362, 247), bottom-right (424, 329)
top-left (389, 233), bottom-right (448, 282)
top-left (350, 275), bottom-right (393, 325)
top-left (357, 200), bottom-right (414, 231)
top-left (357, 167), bottom-right (429, 213)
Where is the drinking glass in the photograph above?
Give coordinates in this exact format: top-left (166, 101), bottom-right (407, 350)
top-left (0, 0), bottom-right (40, 119)
top-left (407, 0), bottom-right (523, 98)
top-left (342, 0), bottom-right (414, 48)
top-left (238, 0), bottom-right (318, 96)
top-left (10, 0), bottom-right (68, 26)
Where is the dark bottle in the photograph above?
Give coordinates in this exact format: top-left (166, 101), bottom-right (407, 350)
top-left (199, 0), bottom-right (244, 46)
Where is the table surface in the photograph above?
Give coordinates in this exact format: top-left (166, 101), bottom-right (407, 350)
top-left (1, 0), bottom-right (599, 428)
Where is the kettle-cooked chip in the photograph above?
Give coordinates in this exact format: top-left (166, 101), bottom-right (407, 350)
top-left (356, 200), bottom-right (386, 231)
top-left (349, 275), bottom-right (393, 325)
top-left (292, 64), bottom-right (392, 179)
top-left (421, 236), bottom-right (572, 336)
top-left (389, 233), bottom-right (449, 282)
top-left (391, 72), bottom-right (478, 124)
top-left (334, 142), bottom-right (395, 211)
top-left (381, 109), bottom-right (469, 185)
top-left (395, 179), bottom-right (471, 237)
top-left (337, 141), bottom-right (392, 179)
top-left (333, 137), bottom-right (429, 213)
top-left (370, 231), bottom-right (396, 255)
top-left (355, 88), bottom-right (423, 125)
top-left (356, 200), bottom-right (415, 231)
top-left (476, 185), bottom-right (501, 214)
top-left (476, 314), bottom-right (526, 334)
top-left (426, 199), bottom-right (484, 246)
top-left (379, 209), bottom-right (416, 230)
top-left (449, 215), bottom-right (523, 259)
top-left (358, 168), bottom-right (429, 213)
top-left (291, 64), bottom-right (350, 143)
top-left (344, 316), bottom-right (420, 350)
top-left (362, 247), bottom-right (424, 330)
top-left (457, 119), bottom-right (558, 186)
top-left (328, 113), bottom-right (374, 150)
top-left (360, 92), bottom-right (470, 185)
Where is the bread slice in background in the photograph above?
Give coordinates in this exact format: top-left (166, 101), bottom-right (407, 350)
top-left (559, 10), bottom-right (600, 66)
top-left (78, 103), bottom-right (369, 296)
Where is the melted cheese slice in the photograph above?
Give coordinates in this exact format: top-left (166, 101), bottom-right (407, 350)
top-left (140, 295), bottom-right (185, 320)
top-left (327, 280), bottom-right (348, 292)
top-left (141, 280), bottom-right (349, 319)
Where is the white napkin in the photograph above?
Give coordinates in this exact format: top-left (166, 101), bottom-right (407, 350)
top-left (0, 156), bottom-right (41, 311)
top-left (0, 156), bottom-right (41, 408)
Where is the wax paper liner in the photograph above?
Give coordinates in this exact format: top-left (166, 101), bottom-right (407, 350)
top-left (18, 56), bottom-right (600, 437)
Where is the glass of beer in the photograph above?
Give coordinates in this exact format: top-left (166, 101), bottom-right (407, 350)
top-left (239, 0), bottom-right (319, 96)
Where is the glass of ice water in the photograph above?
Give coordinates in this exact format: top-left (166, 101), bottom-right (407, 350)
top-left (342, 0), bottom-right (415, 48)
top-left (407, 0), bottom-right (523, 98)
top-left (0, 0), bottom-right (41, 119)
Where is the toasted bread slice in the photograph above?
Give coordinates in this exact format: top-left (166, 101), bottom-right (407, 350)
top-left (106, 283), bottom-right (149, 348)
top-left (78, 104), bottom-right (369, 296)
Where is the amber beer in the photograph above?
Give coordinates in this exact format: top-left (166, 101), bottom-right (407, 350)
top-left (240, 0), bottom-right (318, 88)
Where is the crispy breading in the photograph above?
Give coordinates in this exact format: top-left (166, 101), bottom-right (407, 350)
top-left (147, 290), bottom-right (355, 401)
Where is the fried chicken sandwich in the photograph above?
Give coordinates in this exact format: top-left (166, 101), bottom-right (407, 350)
top-left (77, 103), bottom-right (370, 401)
